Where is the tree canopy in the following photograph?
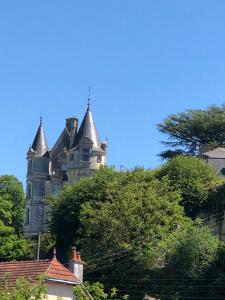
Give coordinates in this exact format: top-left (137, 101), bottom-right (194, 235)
top-left (74, 282), bottom-right (129, 300)
top-left (50, 167), bottom-right (158, 247)
top-left (0, 276), bottom-right (47, 300)
top-left (0, 175), bottom-right (25, 235)
top-left (50, 165), bottom-right (225, 299)
top-left (157, 105), bottom-right (225, 159)
top-left (79, 175), bottom-right (188, 269)
top-left (148, 226), bottom-right (222, 300)
top-left (156, 156), bottom-right (223, 217)
top-left (0, 175), bottom-right (32, 261)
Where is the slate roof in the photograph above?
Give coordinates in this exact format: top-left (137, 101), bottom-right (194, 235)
top-left (201, 147), bottom-right (225, 158)
top-left (32, 119), bottom-right (48, 156)
top-left (0, 257), bottom-right (80, 289)
top-left (51, 127), bottom-right (70, 158)
top-left (72, 102), bottom-right (102, 150)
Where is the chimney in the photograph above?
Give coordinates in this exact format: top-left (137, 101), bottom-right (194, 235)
top-left (68, 247), bottom-right (84, 283)
top-left (66, 118), bottom-right (78, 148)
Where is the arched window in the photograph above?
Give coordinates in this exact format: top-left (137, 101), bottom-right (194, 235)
top-left (25, 207), bottom-right (30, 225)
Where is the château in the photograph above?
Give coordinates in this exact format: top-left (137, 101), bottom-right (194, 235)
top-left (24, 98), bottom-right (107, 237)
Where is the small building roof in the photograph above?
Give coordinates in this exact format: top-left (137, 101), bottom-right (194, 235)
top-left (0, 257), bottom-right (80, 289)
top-left (201, 147), bottom-right (225, 158)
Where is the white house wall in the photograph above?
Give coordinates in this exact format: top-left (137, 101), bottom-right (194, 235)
top-left (47, 282), bottom-right (74, 300)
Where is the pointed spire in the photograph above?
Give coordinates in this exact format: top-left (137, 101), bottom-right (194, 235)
top-left (72, 96), bottom-right (101, 150)
top-left (31, 117), bottom-right (48, 156)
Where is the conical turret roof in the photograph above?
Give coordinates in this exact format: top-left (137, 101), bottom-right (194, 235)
top-left (31, 118), bottom-right (48, 156)
top-left (72, 100), bottom-right (101, 150)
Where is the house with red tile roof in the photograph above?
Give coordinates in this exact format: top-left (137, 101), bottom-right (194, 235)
top-left (0, 248), bottom-right (84, 300)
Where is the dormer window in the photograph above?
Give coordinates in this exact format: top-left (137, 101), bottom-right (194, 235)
top-left (82, 148), bottom-right (90, 162)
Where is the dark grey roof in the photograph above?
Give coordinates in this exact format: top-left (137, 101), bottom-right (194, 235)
top-left (202, 147), bottom-right (225, 158)
top-left (51, 127), bottom-right (70, 161)
top-left (32, 120), bottom-right (48, 156)
top-left (72, 102), bottom-right (101, 150)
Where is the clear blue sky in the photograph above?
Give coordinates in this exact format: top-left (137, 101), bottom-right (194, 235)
top-left (1, 0), bottom-right (225, 187)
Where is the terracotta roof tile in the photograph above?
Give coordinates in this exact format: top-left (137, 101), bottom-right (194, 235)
top-left (0, 258), bottom-right (79, 289)
top-left (45, 257), bottom-right (79, 282)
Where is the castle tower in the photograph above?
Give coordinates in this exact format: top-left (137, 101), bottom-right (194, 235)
top-left (24, 118), bottom-right (50, 237)
top-left (67, 98), bottom-right (107, 183)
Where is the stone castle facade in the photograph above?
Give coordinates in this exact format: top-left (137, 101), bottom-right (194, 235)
top-left (24, 100), bottom-right (107, 237)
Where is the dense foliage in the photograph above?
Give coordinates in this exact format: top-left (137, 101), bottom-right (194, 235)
top-left (0, 276), bottom-right (47, 300)
top-left (1, 154), bottom-right (225, 298)
top-left (0, 175), bottom-right (32, 261)
top-left (144, 226), bottom-right (223, 299)
top-left (79, 175), bottom-right (188, 269)
top-left (156, 156), bottom-right (224, 217)
top-left (0, 176), bottom-right (25, 235)
top-left (74, 282), bottom-right (129, 300)
top-left (49, 163), bottom-right (225, 299)
top-left (158, 105), bottom-right (225, 159)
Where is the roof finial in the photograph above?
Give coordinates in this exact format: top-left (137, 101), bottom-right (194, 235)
top-left (87, 88), bottom-right (91, 110)
top-left (53, 247), bottom-right (57, 259)
top-left (40, 113), bottom-right (43, 126)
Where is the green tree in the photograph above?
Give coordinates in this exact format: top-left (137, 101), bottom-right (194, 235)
top-left (154, 226), bottom-right (221, 300)
top-left (0, 177), bottom-right (32, 261)
top-left (156, 156), bottom-right (223, 217)
top-left (0, 227), bottom-right (32, 261)
top-left (0, 276), bottom-right (47, 299)
top-left (165, 226), bottom-right (219, 279)
top-left (0, 176), bottom-right (25, 235)
top-left (79, 177), bottom-right (188, 269)
top-left (0, 195), bottom-right (13, 226)
top-left (50, 167), bottom-right (225, 300)
top-left (50, 167), bottom-right (155, 248)
top-left (157, 105), bottom-right (225, 159)
top-left (74, 282), bottom-right (129, 300)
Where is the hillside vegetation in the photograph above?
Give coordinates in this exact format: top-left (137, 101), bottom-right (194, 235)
top-left (3, 104), bottom-right (225, 299)
top-left (49, 157), bottom-right (225, 300)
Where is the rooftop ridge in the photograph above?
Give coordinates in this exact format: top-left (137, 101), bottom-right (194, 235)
top-left (0, 259), bottom-right (51, 265)
top-left (45, 257), bottom-right (79, 282)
